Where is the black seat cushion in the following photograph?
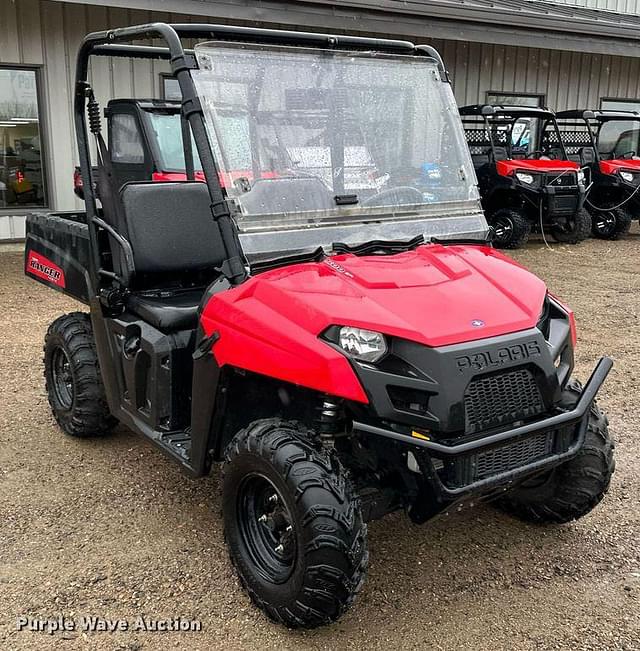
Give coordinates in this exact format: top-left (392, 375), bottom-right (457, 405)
top-left (127, 289), bottom-right (203, 331)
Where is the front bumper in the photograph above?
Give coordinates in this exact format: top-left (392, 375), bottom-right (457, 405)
top-left (353, 357), bottom-right (612, 513)
top-left (519, 181), bottom-right (586, 217)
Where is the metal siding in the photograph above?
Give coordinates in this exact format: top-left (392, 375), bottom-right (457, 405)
top-left (553, 0), bottom-right (640, 14)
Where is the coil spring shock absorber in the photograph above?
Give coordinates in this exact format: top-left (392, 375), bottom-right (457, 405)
top-left (314, 396), bottom-right (346, 447)
top-left (87, 89), bottom-right (101, 136)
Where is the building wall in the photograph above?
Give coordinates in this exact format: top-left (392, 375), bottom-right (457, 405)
top-left (551, 0), bottom-right (640, 14)
top-left (2, 0), bottom-right (640, 239)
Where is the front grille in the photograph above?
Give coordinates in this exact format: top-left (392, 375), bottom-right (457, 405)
top-left (545, 172), bottom-right (576, 187)
top-left (552, 195), bottom-right (579, 212)
top-left (474, 431), bottom-right (554, 480)
top-left (464, 368), bottom-right (545, 434)
top-left (439, 431), bottom-right (556, 489)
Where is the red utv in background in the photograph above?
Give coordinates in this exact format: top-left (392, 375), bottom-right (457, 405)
top-left (557, 109), bottom-right (639, 239)
top-left (73, 99), bottom-right (379, 200)
top-left (460, 105), bottom-right (590, 249)
top-left (73, 99), bottom-right (277, 198)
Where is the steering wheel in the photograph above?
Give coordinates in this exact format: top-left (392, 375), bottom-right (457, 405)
top-left (362, 186), bottom-right (424, 208)
top-left (525, 150), bottom-right (545, 159)
top-left (622, 151), bottom-right (637, 159)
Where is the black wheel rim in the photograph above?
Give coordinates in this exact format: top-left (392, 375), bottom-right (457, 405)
top-left (492, 216), bottom-right (514, 245)
top-left (237, 474), bottom-right (297, 584)
top-left (51, 346), bottom-right (75, 410)
top-left (593, 211), bottom-right (616, 237)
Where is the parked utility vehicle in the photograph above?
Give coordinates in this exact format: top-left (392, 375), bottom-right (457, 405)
top-left (460, 104), bottom-right (590, 248)
top-left (557, 109), bottom-right (640, 238)
top-left (26, 24), bottom-right (614, 629)
top-left (72, 100), bottom-right (380, 199)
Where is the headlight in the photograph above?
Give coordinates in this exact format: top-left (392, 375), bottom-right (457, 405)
top-left (515, 172), bottom-right (535, 185)
top-left (338, 327), bottom-right (387, 363)
top-left (577, 169), bottom-right (585, 184)
top-left (427, 168), bottom-right (441, 179)
top-left (620, 170), bottom-right (634, 183)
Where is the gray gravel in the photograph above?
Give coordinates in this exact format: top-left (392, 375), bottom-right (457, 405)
top-left (0, 232), bottom-right (639, 650)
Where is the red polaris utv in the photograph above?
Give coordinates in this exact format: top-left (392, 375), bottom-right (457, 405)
top-left (25, 23), bottom-right (614, 629)
top-left (460, 104), bottom-right (590, 249)
top-left (557, 109), bottom-right (640, 239)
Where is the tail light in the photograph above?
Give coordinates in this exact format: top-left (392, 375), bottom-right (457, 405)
top-left (73, 167), bottom-right (85, 200)
top-left (73, 168), bottom-right (83, 189)
top-left (16, 170), bottom-right (25, 183)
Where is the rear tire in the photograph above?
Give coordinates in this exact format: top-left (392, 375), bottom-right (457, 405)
top-left (44, 312), bottom-right (115, 437)
top-left (496, 380), bottom-right (614, 524)
top-left (589, 207), bottom-right (632, 239)
top-left (223, 419), bottom-right (367, 628)
top-left (489, 208), bottom-right (531, 249)
top-left (549, 209), bottom-right (591, 244)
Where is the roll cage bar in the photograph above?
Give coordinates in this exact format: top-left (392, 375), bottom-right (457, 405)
top-left (459, 104), bottom-right (567, 161)
top-left (556, 109), bottom-right (640, 163)
top-left (75, 22), bottom-right (448, 294)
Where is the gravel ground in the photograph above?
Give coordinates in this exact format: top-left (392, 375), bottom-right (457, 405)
top-left (0, 233), bottom-right (639, 650)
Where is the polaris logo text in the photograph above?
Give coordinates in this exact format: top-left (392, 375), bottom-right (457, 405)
top-left (29, 257), bottom-right (61, 282)
top-left (455, 341), bottom-right (541, 374)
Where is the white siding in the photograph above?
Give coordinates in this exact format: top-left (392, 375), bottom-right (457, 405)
top-left (2, 0), bottom-right (640, 239)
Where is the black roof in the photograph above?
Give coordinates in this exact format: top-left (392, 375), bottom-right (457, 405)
top-left (557, 109), bottom-right (640, 121)
top-left (107, 98), bottom-right (181, 111)
top-left (459, 104), bottom-right (554, 118)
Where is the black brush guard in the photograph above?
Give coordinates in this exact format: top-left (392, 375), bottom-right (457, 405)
top-left (353, 357), bottom-right (612, 518)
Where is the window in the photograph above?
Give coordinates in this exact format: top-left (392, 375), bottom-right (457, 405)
top-left (0, 67), bottom-right (46, 209)
top-left (146, 112), bottom-right (202, 172)
top-left (486, 92), bottom-right (544, 108)
top-left (110, 114), bottom-right (145, 164)
top-left (162, 75), bottom-right (181, 101)
top-left (598, 121), bottom-right (640, 158)
top-left (601, 98), bottom-right (640, 112)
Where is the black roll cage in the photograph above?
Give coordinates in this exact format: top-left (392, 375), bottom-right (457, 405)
top-left (459, 104), bottom-right (568, 161)
top-left (74, 22), bottom-right (447, 295)
top-left (556, 109), bottom-right (640, 163)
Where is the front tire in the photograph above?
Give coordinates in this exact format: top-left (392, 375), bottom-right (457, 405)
top-left (223, 419), bottom-right (367, 628)
top-left (489, 208), bottom-right (531, 249)
top-left (589, 207), bottom-right (632, 240)
top-left (44, 312), bottom-right (115, 437)
top-left (550, 208), bottom-right (591, 244)
top-left (496, 380), bottom-right (614, 524)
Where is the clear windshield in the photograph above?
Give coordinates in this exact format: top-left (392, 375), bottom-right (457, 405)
top-left (192, 42), bottom-right (479, 234)
top-left (598, 120), bottom-right (640, 158)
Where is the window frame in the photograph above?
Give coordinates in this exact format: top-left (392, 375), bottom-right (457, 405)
top-left (0, 64), bottom-right (49, 213)
top-left (485, 91), bottom-right (545, 108)
top-left (600, 97), bottom-right (640, 111)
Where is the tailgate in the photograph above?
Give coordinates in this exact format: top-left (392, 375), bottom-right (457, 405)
top-left (25, 211), bottom-right (91, 304)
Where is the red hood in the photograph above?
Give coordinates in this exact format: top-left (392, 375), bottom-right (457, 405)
top-left (200, 244), bottom-right (548, 402)
top-left (599, 158), bottom-right (640, 175)
top-left (497, 159), bottom-right (579, 177)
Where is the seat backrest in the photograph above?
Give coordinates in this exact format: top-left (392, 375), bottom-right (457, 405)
top-left (239, 177), bottom-right (334, 214)
top-left (471, 152), bottom-right (490, 169)
top-left (579, 147), bottom-right (596, 165)
top-left (119, 182), bottom-right (226, 277)
top-left (492, 146), bottom-right (508, 161)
